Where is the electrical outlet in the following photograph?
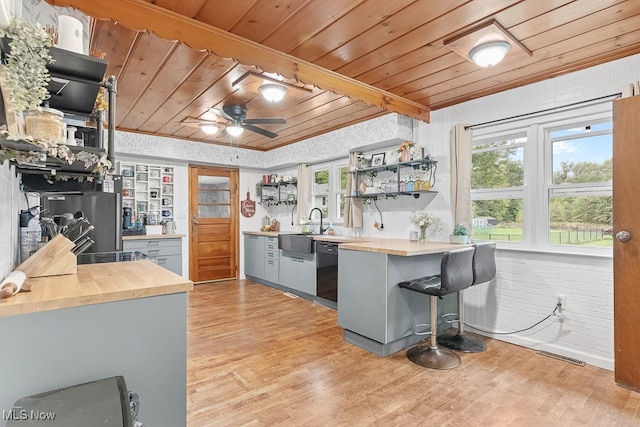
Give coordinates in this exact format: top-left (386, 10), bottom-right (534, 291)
top-left (554, 295), bottom-right (567, 322)
top-left (556, 295), bottom-right (566, 312)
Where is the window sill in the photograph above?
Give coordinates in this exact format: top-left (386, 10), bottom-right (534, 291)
top-left (491, 243), bottom-right (612, 259)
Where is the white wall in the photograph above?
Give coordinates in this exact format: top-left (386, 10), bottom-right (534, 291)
top-left (413, 53), bottom-right (640, 370)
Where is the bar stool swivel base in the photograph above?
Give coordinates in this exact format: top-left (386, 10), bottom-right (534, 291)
top-left (438, 332), bottom-right (487, 353)
top-left (407, 345), bottom-right (461, 370)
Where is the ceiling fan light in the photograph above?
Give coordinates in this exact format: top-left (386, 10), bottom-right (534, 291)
top-left (469, 40), bottom-right (511, 67)
top-left (200, 123), bottom-right (219, 135)
top-left (259, 84), bottom-right (288, 102)
top-left (226, 124), bottom-right (244, 137)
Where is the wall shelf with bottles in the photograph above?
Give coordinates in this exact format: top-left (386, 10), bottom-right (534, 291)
top-left (347, 158), bottom-right (438, 200)
top-left (119, 162), bottom-right (174, 222)
top-left (259, 180), bottom-right (297, 206)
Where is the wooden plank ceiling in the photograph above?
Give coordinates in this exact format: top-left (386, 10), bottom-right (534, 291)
top-left (48, 0), bottom-right (640, 152)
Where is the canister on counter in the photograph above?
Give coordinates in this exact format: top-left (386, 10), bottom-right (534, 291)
top-left (24, 108), bottom-right (66, 144)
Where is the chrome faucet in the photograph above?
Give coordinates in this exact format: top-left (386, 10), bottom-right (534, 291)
top-left (308, 207), bottom-right (327, 235)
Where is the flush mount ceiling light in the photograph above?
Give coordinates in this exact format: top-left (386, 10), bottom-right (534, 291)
top-left (444, 19), bottom-right (531, 69)
top-left (199, 123), bottom-right (219, 135)
top-left (259, 84), bottom-right (288, 102)
top-left (469, 41), bottom-right (511, 67)
top-left (226, 124), bottom-right (244, 137)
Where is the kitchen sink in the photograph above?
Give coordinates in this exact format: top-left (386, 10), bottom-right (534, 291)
top-left (278, 233), bottom-right (315, 253)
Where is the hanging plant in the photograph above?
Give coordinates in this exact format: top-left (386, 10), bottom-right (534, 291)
top-left (0, 18), bottom-right (54, 112)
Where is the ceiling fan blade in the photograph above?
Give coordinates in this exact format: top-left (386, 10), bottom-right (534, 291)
top-left (244, 117), bottom-right (286, 125)
top-left (243, 124), bottom-right (278, 138)
top-left (209, 107), bottom-right (235, 122)
top-left (179, 117), bottom-right (221, 129)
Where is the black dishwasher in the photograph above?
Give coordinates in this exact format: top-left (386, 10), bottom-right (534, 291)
top-left (316, 241), bottom-right (339, 305)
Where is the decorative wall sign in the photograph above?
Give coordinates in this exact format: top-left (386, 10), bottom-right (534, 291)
top-left (241, 191), bottom-right (256, 217)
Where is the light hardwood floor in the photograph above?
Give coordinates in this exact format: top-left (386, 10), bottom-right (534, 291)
top-left (187, 280), bottom-right (640, 426)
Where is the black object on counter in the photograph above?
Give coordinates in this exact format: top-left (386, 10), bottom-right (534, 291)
top-left (123, 206), bottom-right (132, 229)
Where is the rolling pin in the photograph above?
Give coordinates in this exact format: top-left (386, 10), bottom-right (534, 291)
top-left (0, 270), bottom-right (27, 298)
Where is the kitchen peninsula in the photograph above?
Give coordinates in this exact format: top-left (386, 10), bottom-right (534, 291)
top-left (244, 231), bottom-right (465, 357)
top-left (0, 260), bottom-right (193, 426)
top-left (337, 239), bottom-right (467, 356)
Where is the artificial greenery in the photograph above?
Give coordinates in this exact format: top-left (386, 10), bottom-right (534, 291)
top-left (0, 18), bottom-right (54, 112)
top-left (0, 130), bottom-right (112, 179)
top-left (453, 224), bottom-right (469, 236)
top-left (0, 19), bottom-right (112, 181)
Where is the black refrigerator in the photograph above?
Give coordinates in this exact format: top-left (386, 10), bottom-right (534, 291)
top-left (40, 175), bottom-right (123, 253)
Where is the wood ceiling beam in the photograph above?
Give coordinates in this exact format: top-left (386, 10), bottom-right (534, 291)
top-left (46, 0), bottom-right (430, 122)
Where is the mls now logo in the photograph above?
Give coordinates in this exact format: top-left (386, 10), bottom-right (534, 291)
top-left (3, 409), bottom-right (56, 421)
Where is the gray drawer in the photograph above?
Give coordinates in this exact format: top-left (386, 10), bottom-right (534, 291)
top-left (265, 249), bottom-right (279, 260)
top-left (154, 254), bottom-right (182, 275)
top-left (264, 258), bottom-right (279, 283)
top-left (124, 238), bottom-right (182, 257)
top-left (265, 237), bottom-right (278, 253)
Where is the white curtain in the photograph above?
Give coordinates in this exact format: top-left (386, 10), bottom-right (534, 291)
top-left (296, 164), bottom-right (312, 225)
top-left (450, 124), bottom-right (473, 233)
top-left (344, 152), bottom-right (363, 228)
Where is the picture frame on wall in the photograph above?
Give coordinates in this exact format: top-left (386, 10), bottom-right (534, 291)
top-left (371, 153), bottom-right (385, 166)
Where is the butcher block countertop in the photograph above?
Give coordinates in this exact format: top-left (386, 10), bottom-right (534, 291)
top-left (242, 231), bottom-right (467, 256)
top-left (0, 260), bottom-right (193, 318)
top-left (338, 239), bottom-right (470, 256)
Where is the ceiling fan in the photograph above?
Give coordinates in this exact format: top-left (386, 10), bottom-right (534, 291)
top-left (180, 104), bottom-right (286, 138)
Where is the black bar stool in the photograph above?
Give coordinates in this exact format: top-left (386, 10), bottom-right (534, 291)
top-left (438, 242), bottom-right (497, 352)
top-left (398, 246), bottom-right (475, 369)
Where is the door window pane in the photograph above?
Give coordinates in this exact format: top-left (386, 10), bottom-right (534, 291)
top-left (198, 176), bottom-right (230, 218)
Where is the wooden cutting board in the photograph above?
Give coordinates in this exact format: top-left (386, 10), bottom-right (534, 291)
top-left (241, 191), bottom-right (256, 217)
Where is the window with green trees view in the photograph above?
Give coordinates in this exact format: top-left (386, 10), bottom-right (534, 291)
top-left (312, 160), bottom-right (349, 224)
top-left (471, 113), bottom-right (612, 250)
top-left (471, 135), bottom-right (525, 242)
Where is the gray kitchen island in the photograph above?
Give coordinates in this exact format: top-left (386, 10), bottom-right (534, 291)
top-left (0, 260), bottom-right (192, 426)
top-left (337, 239), bottom-right (468, 356)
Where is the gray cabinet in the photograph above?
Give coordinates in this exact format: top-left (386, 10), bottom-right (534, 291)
top-left (123, 237), bottom-right (182, 275)
top-left (337, 248), bottom-right (457, 356)
top-left (279, 251), bottom-right (316, 296)
top-left (244, 234), bottom-right (264, 279)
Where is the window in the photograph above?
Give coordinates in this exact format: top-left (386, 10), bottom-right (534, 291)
top-left (311, 160), bottom-right (349, 224)
top-left (546, 121), bottom-right (612, 247)
top-left (471, 134), bottom-right (525, 243)
top-left (337, 165), bottom-right (348, 220)
top-left (313, 169), bottom-right (329, 217)
top-left (471, 107), bottom-right (612, 253)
